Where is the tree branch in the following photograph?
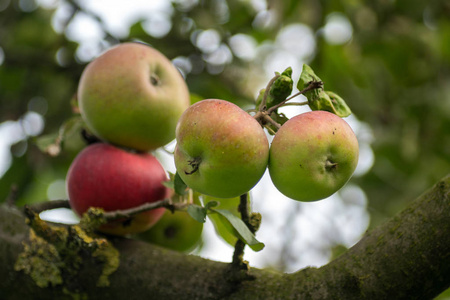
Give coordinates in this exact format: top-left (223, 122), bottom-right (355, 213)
top-left (0, 175), bottom-right (449, 299)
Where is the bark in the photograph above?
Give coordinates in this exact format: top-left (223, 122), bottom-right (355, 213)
top-left (0, 175), bottom-right (449, 300)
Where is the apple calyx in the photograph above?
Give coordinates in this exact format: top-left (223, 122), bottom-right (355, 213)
top-left (185, 157), bottom-right (202, 175)
top-left (325, 160), bottom-right (338, 171)
top-left (150, 73), bottom-right (160, 86)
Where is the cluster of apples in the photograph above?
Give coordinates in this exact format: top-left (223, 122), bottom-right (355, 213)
top-left (66, 42), bottom-right (192, 237)
top-left (174, 99), bottom-right (359, 202)
top-left (66, 42), bottom-right (359, 251)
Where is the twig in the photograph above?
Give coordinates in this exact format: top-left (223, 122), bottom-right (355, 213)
top-left (5, 184), bottom-right (19, 206)
top-left (238, 193), bottom-right (252, 231)
top-left (102, 198), bottom-right (176, 220)
top-left (232, 193), bottom-right (253, 268)
top-left (266, 80), bottom-right (323, 115)
top-left (27, 199), bottom-right (71, 213)
top-left (26, 197), bottom-right (186, 222)
top-left (258, 74), bottom-right (280, 112)
top-left (279, 101), bottom-right (309, 107)
top-left (262, 114), bottom-right (281, 130)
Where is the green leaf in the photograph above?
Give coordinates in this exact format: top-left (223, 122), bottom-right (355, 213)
top-left (205, 200), bottom-right (219, 209)
top-left (297, 65), bottom-right (352, 118)
top-left (35, 132), bottom-right (59, 153)
top-left (202, 195), bottom-right (241, 247)
top-left (326, 91), bottom-right (352, 117)
top-left (187, 204), bottom-right (207, 223)
top-left (34, 116), bottom-right (84, 156)
top-left (297, 64), bottom-right (323, 102)
top-left (162, 180), bottom-right (174, 189)
top-left (174, 172), bottom-right (188, 195)
top-left (267, 67), bottom-right (293, 109)
top-left (311, 90), bottom-right (336, 113)
top-left (207, 213), bottom-right (239, 246)
top-left (209, 209), bottom-right (265, 252)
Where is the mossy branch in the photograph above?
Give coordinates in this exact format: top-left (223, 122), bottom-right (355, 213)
top-left (0, 175), bottom-right (449, 299)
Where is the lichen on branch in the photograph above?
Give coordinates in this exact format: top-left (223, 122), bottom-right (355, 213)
top-left (16, 206), bottom-right (120, 290)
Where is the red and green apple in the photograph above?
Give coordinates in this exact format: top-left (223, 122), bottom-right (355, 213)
top-left (78, 42), bottom-right (190, 152)
top-left (268, 111), bottom-right (359, 202)
top-left (174, 99), bottom-right (269, 198)
top-left (66, 143), bottom-right (171, 235)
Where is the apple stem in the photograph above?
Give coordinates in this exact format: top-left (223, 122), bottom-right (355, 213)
top-left (263, 114), bottom-right (281, 129)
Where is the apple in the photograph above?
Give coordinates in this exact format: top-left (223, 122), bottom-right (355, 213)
top-left (135, 209), bottom-right (203, 252)
top-left (66, 143), bottom-right (170, 235)
top-left (268, 111), bottom-right (359, 201)
top-left (174, 99), bottom-right (269, 198)
top-left (78, 42), bottom-right (190, 152)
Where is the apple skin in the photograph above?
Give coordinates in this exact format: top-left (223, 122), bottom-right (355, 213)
top-left (135, 209), bottom-right (203, 253)
top-left (174, 99), bottom-right (269, 198)
top-left (66, 143), bottom-right (170, 235)
top-left (78, 42), bottom-right (190, 152)
top-left (268, 111), bottom-right (359, 202)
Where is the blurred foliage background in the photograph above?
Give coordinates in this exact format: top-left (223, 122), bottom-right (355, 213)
top-left (0, 0), bottom-right (449, 296)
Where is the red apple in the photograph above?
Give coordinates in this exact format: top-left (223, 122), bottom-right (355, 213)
top-left (78, 42), bottom-right (190, 152)
top-left (66, 143), bottom-right (170, 235)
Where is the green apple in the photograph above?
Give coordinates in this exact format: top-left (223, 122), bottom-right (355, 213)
top-left (174, 99), bottom-right (269, 198)
top-left (135, 209), bottom-right (203, 252)
top-left (268, 111), bottom-right (359, 201)
top-left (78, 42), bottom-right (190, 152)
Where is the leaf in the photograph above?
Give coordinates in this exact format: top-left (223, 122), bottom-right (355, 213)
top-left (207, 213), bottom-right (239, 246)
top-left (205, 200), bottom-right (219, 209)
top-left (35, 132), bottom-right (60, 155)
top-left (209, 209), bottom-right (265, 252)
top-left (34, 116), bottom-right (84, 156)
top-left (267, 67), bottom-right (293, 108)
top-left (297, 65), bottom-right (352, 118)
top-left (187, 204), bottom-right (207, 223)
top-left (297, 64), bottom-right (323, 102)
top-left (174, 172), bottom-right (188, 195)
top-left (202, 195), bottom-right (241, 247)
top-left (326, 91), bottom-right (352, 117)
top-left (162, 180), bottom-right (174, 189)
top-left (312, 91), bottom-right (336, 113)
